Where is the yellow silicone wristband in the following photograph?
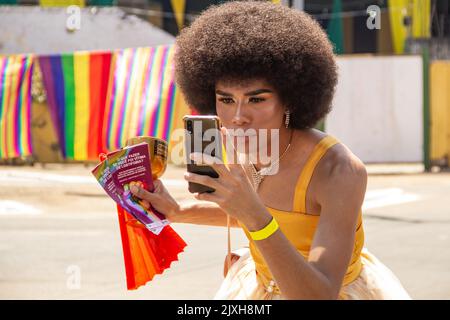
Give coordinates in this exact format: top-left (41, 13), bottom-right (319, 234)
top-left (249, 217), bottom-right (279, 241)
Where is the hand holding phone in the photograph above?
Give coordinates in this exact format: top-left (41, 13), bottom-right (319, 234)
top-left (183, 115), bottom-right (223, 193)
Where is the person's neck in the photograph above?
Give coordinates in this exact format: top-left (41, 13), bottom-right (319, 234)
top-left (253, 127), bottom-right (293, 171)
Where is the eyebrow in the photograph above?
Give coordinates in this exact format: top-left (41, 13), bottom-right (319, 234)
top-left (215, 89), bottom-right (273, 96)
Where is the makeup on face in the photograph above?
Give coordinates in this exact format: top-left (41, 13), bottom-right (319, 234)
top-left (215, 80), bottom-right (283, 125)
top-left (215, 79), bottom-right (287, 157)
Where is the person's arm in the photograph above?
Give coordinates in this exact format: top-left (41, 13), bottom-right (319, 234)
top-left (130, 179), bottom-right (240, 228)
top-left (173, 200), bottom-right (240, 227)
top-left (245, 156), bottom-right (367, 299)
top-left (186, 147), bottom-right (367, 299)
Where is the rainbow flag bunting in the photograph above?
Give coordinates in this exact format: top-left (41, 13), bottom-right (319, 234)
top-left (39, 51), bottom-right (112, 160)
top-left (103, 45), bottom-right (190, 152)
top-left (0, 54), bottom-right (34, 159)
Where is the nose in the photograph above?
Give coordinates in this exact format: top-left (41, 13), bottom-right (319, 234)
top-left (232, 102), bottom-right (250, 126)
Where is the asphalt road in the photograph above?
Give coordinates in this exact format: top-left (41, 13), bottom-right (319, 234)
top-left (0, 163), bottom-right (449, 299)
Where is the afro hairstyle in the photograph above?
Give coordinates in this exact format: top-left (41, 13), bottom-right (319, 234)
top-left (174, 0), bottom-right (338, 129)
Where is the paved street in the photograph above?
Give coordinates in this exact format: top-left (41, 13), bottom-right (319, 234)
top-left (0, 163), bottom-right (449, 299)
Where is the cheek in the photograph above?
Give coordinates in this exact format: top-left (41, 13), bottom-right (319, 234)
top-left (216, 102), bottom-right (284, 128)
top-left (255, 104), bottom-right (284, 128)
top-left (216, 105), bottom-right (234, 126)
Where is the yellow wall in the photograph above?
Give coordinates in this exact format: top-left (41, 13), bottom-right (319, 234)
top-left (388, 0), bottom-right (431, 54)
top-left (430, 61), bottom-right (450, 166)
top-left (39, 0), bottom-right (85, 7)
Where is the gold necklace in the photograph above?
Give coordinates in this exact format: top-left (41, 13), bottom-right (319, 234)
top-left (248, 130), bottom-right (293, 191)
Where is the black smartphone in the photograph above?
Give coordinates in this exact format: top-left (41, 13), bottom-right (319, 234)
top-left (183, 115), bottom-right (223, 193)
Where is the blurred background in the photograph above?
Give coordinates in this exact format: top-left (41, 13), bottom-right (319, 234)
top-left (0, 0), bottom-right (449, 299)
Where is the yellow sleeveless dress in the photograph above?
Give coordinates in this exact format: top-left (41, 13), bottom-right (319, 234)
top-left (214, 135), bottom-right (411, 300)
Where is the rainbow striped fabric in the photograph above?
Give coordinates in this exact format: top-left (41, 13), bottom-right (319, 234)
top-left (39, 51), bottom-right (112, 160)
top-left (0, 55), bottom-right (34, 159)
top-left (103, 46), bottom-right (189, 152)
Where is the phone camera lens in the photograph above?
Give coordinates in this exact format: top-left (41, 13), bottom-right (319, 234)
top-left (187, 120), bottom-right (193, 133)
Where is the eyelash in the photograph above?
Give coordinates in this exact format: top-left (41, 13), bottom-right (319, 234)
top-left (218, 97), bottom-right (265, 104)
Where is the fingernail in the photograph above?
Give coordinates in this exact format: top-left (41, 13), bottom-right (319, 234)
top-left (130, 185), bottom-right (138, 193)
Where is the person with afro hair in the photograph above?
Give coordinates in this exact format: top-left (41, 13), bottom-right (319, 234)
top-left (131, 1), bottom-right (411, 300)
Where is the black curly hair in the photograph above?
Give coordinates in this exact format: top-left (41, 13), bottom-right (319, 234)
top-left (174, 0), bottom-right (338, 129)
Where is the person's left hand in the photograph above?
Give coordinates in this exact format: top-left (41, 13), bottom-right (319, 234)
top-left (183, 129), bottom-right (271, 229)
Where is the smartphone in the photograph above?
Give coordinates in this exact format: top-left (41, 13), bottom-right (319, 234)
top-left (183, 115), bottom-right (223, 193)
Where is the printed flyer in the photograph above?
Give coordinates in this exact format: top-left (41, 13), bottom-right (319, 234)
top-left (92, 142), bottom-right (169, 235)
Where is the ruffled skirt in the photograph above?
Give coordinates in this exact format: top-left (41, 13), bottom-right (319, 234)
top-left (213, 247), bottom-right (411, 300)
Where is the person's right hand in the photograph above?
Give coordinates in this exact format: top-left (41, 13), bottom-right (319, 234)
top-left (130, 179), bottom-right (180, 221)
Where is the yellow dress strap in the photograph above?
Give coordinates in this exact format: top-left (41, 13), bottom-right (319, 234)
top-left (292, 135), bottom-right (340, 213)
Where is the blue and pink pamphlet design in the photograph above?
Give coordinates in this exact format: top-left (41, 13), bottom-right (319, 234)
top-left (92, 143), bottom-right (169, 235)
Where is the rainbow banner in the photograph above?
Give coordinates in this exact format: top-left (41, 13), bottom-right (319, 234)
top-left (103, 46), bottom-right (190, 153)
top-left (0, 54), bottom-right (34, 159)
top-left (39, 51), bottom-right (112, 160)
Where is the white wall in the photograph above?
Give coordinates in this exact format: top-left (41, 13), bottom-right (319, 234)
top-left (326, 56), bottom-right (424, 163)
top-left (0, 6), bottom-right (174, 55)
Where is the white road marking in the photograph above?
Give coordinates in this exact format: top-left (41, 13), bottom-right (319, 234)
top-left (363, 188), bottom-right (420, 210)
top-left (0, 200), bottom-right (41, 216)
top-left (0, 170), bottom-right (96, 185)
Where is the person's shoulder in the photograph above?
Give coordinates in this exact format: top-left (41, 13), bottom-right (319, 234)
top-left (291, 129), bottom-right (367, 184)
top-left (313, 133), bottom-right (367, 214)
top-left (316, 133), bottom-right (367, 190)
